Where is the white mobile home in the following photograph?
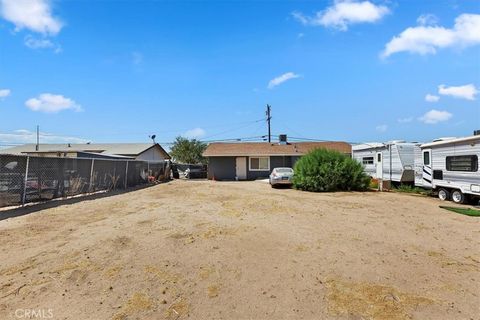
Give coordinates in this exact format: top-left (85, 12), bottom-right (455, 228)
top-left (353, 141), bottom-right (418, 183)
top-left (414, 135), bottom-right (480, 204)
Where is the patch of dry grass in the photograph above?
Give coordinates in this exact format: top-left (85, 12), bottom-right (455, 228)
top-left (165, 297), bottom-right (189, 320)
top-left (326, 279), bottom-right (433, 320)
top-left (207, 284), bottom-right (220, 298)
top-left (198, 265), bottom-right (216, 280)
top-left (144, 265), bottom-right (180, 283)
top-left (113, 292), bottom-right (154, 320)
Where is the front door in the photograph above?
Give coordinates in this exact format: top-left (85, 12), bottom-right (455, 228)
top-left (235, 157), bottom-right (247, 180)
top-left (422, 149), bottom-right (432, 187)
top-left (376, 152), bottom-right (383, 179)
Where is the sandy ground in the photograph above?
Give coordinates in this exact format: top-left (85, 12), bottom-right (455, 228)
top-left (0, 180), bottom-right (479, 320)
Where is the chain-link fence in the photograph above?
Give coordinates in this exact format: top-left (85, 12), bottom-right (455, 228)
top-left (0, 154), bottom-right (168, 208)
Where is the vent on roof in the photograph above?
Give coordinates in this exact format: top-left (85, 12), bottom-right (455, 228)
top-left (278, 134), bottom-right (287, 145)
top-left (433, 137), bottom-right (456, 142)
top-left (474, 130), bottom-right (480, 136)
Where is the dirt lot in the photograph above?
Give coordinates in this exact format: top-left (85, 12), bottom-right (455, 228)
top-left (0, 180), bottom-right (478, 320)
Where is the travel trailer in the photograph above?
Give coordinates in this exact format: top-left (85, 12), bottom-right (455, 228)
top-left (414, 135), bottom-right (480, 204)
top-left (353, 141), bottom-right (418, 184)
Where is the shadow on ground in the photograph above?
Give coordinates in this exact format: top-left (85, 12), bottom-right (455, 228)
top-left (0, 184), bottom-right (158, 221)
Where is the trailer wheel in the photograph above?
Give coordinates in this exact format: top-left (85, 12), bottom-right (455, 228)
top-left (438, 188), bottom-right (450, 201)
top-left (451, 190), bottom-right (466, 204)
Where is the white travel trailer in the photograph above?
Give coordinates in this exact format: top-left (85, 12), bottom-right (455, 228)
top-left (414, 135), bottom-right (480, 204)
top-left (352, 142), bottom-right (385, 179)
top-left (353, 141), bottom-right (418, 183)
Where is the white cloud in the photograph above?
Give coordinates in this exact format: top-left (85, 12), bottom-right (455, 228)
top-left (418, 109), bottom-right (452, 124)
top-left (0, 0), bottom-right (63, 35)
top-left (0, 89), bottom-right (11, 99)
top-left (292, 1), bottom-right (390, 31)
top-left (184, 128), bottom-right (206, 139)
top-left (268, 72), bottom-right (301, 89)
top-left (438, 84), bottom-right (478, 100)
top-left (24, 35), bottom-right (61, 53)
top-left (397, 117), bottom-right (413, 123)
top-left (0, 129), bottom-right (87, 146)
top-left (416, 14), bottom-right (439, 26)
top-left (25, 93), bottom-right (82, 113)
top-left (381, 13), bottom-right (480, 58)
top-left (376, 124), bottom-right (388, 132)
top-left (425, 94), bottom-right (440, 102)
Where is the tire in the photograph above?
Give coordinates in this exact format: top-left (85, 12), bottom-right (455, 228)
top-left (451, 190), bottom-right (466, 204)
top-left (438, 188), bottom-right (450, 201)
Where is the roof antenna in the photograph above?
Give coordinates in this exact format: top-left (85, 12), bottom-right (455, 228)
top-left (149, 134), bottom-right (156, 144)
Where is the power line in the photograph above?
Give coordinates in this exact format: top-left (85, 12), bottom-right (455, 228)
top-left (200, 118), bottom-right (264, 140)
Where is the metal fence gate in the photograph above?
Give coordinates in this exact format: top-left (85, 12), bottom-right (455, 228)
top-left (0, 154), bottom-right (168, 208)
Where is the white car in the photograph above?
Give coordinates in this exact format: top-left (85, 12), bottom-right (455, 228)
top-left (269, 167), bottom-right (294, 187)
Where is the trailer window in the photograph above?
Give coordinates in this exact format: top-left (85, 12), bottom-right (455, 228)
top-left (362, 157), bottom-right (374, 165)
top-left (446, 155), bottom-right (478, 172)
top-left (423, 151), bottom-right (430, 166)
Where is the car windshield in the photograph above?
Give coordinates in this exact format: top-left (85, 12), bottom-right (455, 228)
top-left (275, 168), bottom-right (293, 173)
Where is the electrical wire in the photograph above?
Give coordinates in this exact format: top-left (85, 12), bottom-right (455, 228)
top-left (200, 118), bottom-right (265, 140)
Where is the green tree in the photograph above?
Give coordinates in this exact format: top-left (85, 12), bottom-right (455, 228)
top-left (170, 136), bottom-right (207, 164)
top-left (292, 148), bottom-right (370, 192)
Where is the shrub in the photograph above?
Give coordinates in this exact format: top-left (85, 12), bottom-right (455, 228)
top-left (292, 148), bottom-right (370, 192)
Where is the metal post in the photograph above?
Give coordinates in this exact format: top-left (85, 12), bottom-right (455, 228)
top-left (389, 144), bottom-right (392, 184)
top-left (89, 159), bottom-right (95, 192)
top-left (124, 161), bottom-right (129, 189)
top-left (36, 125), bottom-right (39, 151)
top-left (22, 156), bottom-right (30, 206)
top-left (113, 162), bottom-right (117, 190)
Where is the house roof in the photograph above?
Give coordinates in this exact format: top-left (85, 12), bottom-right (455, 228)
top-left (0, 143), bottom-right (171, 159)
top-left (203, 141), bottom-right (351, 157)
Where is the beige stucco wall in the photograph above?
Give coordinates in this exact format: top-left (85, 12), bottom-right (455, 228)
top-left (135, 147), bottom-right (166, 161)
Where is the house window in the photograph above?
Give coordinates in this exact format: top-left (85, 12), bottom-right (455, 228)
top-left (446, 155), bottom-right (478, 172)
top-left (362, 157), bottom-right (374, 165)
top-left (249, 157), bottom-right (270, 171)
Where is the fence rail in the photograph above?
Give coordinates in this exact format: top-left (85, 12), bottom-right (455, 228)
top-left (0, 154), bottom-right (169, 208)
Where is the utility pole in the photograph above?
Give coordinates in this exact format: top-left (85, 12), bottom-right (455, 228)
top-left (266, 105), bottom-right (271, 143)
top-left (36, 125), bottom-right (39, 151)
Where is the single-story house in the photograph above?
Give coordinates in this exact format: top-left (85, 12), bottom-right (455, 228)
top-left (0, 143), bottom-right (170, 161)
top-left (203, 137), bottom-right (351, 180)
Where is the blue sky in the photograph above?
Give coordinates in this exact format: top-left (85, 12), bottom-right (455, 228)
top-left (0, 0), bottom-right (479, 147)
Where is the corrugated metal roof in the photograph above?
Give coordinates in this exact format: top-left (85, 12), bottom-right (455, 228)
top-left (0, 143), bottom-right (171, 158)
top-left (203, 141), bottom-right (351, 157)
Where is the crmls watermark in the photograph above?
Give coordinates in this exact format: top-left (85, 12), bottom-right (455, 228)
top-left (15, 309), bottom-right (54, 319)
